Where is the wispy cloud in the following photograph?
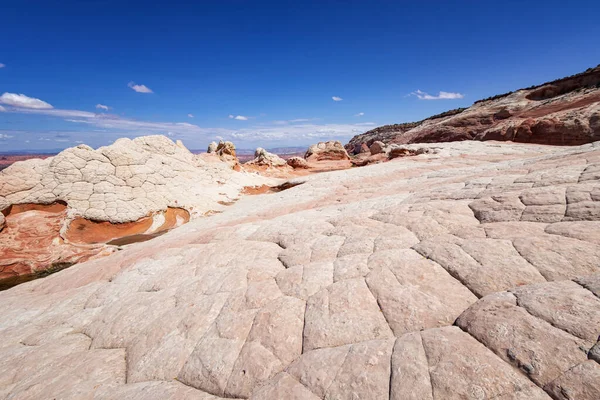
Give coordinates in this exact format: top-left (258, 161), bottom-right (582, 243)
top-left (96, 104), bottom-right (110, 111)
top-left (410, 89), bottom-right (464, 100)
top-left (128, 82), bottom-right (153, 93)
top-left (354, 112), bottom-right (364, 117)
top-left (0, 134), bottom-right (13, 139)
top-left (229, 114), bottom-right (248, 121)
top-left (0, 63), bottom-right (5, 69)
top-left (3, 105), bottom-right (376, 148)
top-left (270, 118), bottom-right (320, 125)
top-left (332, 96), bottom-right (343, 101)
top-left (0, 93), bottom-right (54, 109)
top-left (0, 105), bottom-right (6, 112)
top-left (188, 113), bottom-right (194, 118)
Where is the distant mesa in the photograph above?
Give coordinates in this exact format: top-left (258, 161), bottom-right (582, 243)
top-left (346, 64), bottom-right (600, 153)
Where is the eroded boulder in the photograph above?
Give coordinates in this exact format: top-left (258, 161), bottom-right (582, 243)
top-left (304, 141), bottom-right (350, 162)
top-left (286, 156), bottom-right (309, 169)
top-left (246, 148), bottom-right (288, 167)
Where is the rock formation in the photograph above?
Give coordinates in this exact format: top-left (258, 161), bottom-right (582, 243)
top-left (1, 139), bottom-right (599, 399)
top-left (286, 156), bottom-right (309, 169)
top-left (214, 140), bottom-right (238, 163)
top-left (245, 148), bottom-right (288, 167)
top-left (207, 141), bottom-right (218, 153)
top-left (0, 135), bottom-right (273, 286)
top-left (305, 140), bottom-right (350, 162)
top-left (387, 144), bottom-right (435, 159)
top-left (369, 140), bottom-right (386, 155)
top-left (347, 65), bottom-right (600, 152)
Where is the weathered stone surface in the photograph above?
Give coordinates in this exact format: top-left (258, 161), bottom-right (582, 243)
top-left (544, 361), bottom-right (600, 400)
top-left (365, 249), bottom-right (476, 335)
top-left (248, 372), bottom-right (320, 400)
top-left (245, 148), bottom-right (288, 167)
top-left (369, 140), bottom-right (386, 155)
top-left (0, 135), bottom-right (270, 223)
top-left (390, 332), bottom-right (432, 400)
top-left (304, 140), bottom-right (350, 162)
top-left (414, 236), bottom-right (546, 297)
top-left (457, 292), bottom-right (591, 386)
top-left (513, 234), bottom-right (600, 280)
top-left (512, 280), bottom-right (600, 341)
top-left (388, 144), bottom-right (433, 159)
top-left (574, 273), bottom-right (600, 296)
top-left (420, 326), bottom-right (550, 399)
top-left (0, 136), bottom-right (274, 284)
top-left (286, 156), bottom-right (309, 169)
top-left (95, 381), bottom-right (230, 400)
top-left (303, 278), bottom-right (393, 351)
top-left (207, 141), bottom-right (218, 153)
top-left (0, 140), bottom-right (599, 398)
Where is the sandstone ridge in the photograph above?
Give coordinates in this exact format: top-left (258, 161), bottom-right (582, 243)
top-left (347, 65), bottom-right (600, 152)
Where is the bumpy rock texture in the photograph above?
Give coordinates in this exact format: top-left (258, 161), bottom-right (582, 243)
top-left (0, 135), bottom-right (268, 224)
top-left (0, 136), bottom-right (272, 286)
top-left (245, 148), bottom-right (288, 167)
top-left (286, 156), bottom-right (310, 169)
top-left (305, 140), bottom-right (350, 162)
top-left (347, 65), bottom-right (600, 153)
top-left (1, 140), bottom-right (600, 399)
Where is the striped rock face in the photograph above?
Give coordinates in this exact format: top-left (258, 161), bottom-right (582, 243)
top-left (0, 140), bottom-right (599, 399)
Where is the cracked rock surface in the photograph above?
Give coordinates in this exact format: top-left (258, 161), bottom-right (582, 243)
top-left (1, 140), bottom-right (600, 399)
top-left (0, 135), bottom-right (271, 223)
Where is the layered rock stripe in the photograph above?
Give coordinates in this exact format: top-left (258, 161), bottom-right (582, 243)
top-left (0, 140), bottom-right (599, 399)
top-left (347, 66), bottom-right (600, 152)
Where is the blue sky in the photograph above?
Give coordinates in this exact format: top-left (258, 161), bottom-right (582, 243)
top-left (1, 0), bottom-right (599, 151)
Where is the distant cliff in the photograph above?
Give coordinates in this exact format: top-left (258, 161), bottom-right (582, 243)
top-left (346, 65), bottom-right (600, 153)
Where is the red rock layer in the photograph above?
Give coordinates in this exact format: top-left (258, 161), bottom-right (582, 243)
top-left (0, 205), bottom-right (112, 287)
top-left (0, 204), bottom-right (190, 289)
top-left (64, 207), bottom-right (190, 245)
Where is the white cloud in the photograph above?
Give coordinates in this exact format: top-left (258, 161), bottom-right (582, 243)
top-left (22, 108), bottom-right (96, 118)
top-left (96, 104), bottom-right (110, 111)
top-left (410, 89), bottom-right (464, 100)
top-left (3, 104), bottom-right (377, 148)
top-left (0, 134), bottom-right (13, 139)
top-left (332, 96), bottom-right (343, 101)
top-left (0, 63), bottom-right (5, 69)
top-left (188, 113), bottom-right (194, 118)
top-left (0, 93), bottom-right (53, 109)
top-left (270, 118), bottom-right (320, 125)
top-left (0, 105), bottom-right (5, 112)
top-left (128, 82), bottom-right (153, 93)
top-left (355, 112), bottom-right (364, 117)
top-left (229, 115), bottom-right (248, 121)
